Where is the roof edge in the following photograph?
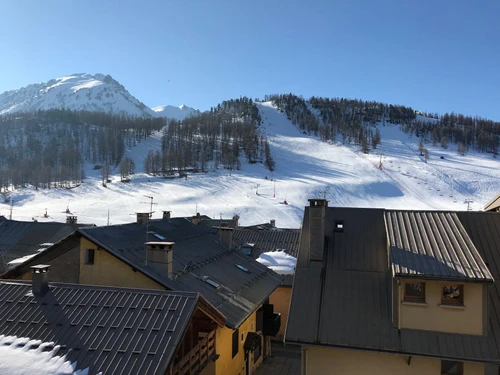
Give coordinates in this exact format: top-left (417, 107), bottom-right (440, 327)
top-left (394, 273), bottom-right (494, 284)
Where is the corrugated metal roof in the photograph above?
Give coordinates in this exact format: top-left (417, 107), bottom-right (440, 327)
top-left (79, 218), bottom-right (282, 329)
top-left (0, 280), bottom-right (205, 375)
top-left (233, 229), bottom-right (301, 258)
top-left (286, 207), bottom-right (500, 364)
top-left (484, 193), bottom-right (500, 212)
top-left (386, 211), bottom-right (492, 281)
top-left (198, 218), bottom-right (238, 229)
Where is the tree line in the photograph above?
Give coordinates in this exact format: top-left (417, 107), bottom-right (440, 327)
top-left (0, 109), bottom-right (165, 192)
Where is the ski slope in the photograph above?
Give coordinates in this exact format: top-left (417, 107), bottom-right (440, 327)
top-left (1, 102), bottom-right (498, 228)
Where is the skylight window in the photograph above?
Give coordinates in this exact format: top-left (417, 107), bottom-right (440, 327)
top-left (235, 264), bottom-right (249, 273)
top-left (210, 227), bottom-right (219, 234)
top-left (153, 233), bottom-right (166, 240)
top-left (202, 276), bottom-right (220, 288)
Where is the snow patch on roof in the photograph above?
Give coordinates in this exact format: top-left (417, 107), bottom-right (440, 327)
top-left (0, 335), bottom-right (98, 375)
top-left (256, 250), bottom-right (296, 275)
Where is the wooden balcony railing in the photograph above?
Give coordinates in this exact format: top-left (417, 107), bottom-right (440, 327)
top-left (173, 330), bottom-right (216, 375)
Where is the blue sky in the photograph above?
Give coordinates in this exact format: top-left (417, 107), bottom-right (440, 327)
top-left (0, 0), bottom-right (499, 120)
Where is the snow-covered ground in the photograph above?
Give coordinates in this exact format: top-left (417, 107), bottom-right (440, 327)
top-left (1, 102), bottom-right (498, 228)
top-left (152, 104), bottom-right (200, 120)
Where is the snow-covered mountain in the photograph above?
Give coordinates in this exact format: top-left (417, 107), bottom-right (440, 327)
top-left (152, 104), bottom-right (200, 120)
top-left (0, 73), bottom-right (156, 117)
top-left (1, 101), bottom-right (499, 228)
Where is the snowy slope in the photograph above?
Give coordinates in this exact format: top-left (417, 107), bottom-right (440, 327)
top-left (152, 104), bottom-right (200, 120)
top-left (0, 73), bottom-right (156, 117)
top-left (1, 102), bottom-right (499, 228)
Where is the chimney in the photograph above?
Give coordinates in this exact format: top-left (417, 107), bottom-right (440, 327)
top-left (220, 222), bottom-right (228, 228)
top-left (31, 265), bottom-right (50, 295)
top-left (219, 227), bottom-right (234, 249)
top-left (137, 212), bottom-right (149, 224)
top-left (163, 211), bottom-right (171, 221)
top-left (192, 212), bottom-right (201, 225)
top-left (270, 219), bottom-right (276, 228)
top-left (145, 242), bottom-right (174, 279)
top-left (232, 215), bottom-right (239, 227)
top-left (66, 215), bottom-right (77, 224)
top-left (308, 199), bottom-right (328, 261)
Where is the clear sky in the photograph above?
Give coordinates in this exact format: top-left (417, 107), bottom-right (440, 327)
top-left (0, 0), bottom-right (499, 120)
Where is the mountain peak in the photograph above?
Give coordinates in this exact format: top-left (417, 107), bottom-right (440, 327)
top-left (0, 73), bottom-right (155, 117)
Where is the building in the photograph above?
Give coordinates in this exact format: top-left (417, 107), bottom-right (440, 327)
top-left (286, 199), bottom-right (500, 375)
top-left (232, 224), bottom-right (301, 341)
top-left (0, 216), bottom-right (93, 273)
top-left (3, 214), bottom-right (283, 375)
top-left (0, 265), bottom-right (225, 375)
top-left (484, 192), bottom-right (500, 212)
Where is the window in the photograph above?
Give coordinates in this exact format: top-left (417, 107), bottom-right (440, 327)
top-left (442, 285), bottom-right (464, 306)
top-left (441, 360), bottom-right (463, 375)
top-left (232, 329), bottom-right (239, 358)
top-left (334, 220), bottom-right (344, 232)
top-left (84, 249), bottom-right (95, 265)
top-left (404, 282), bottom-right (425, 303)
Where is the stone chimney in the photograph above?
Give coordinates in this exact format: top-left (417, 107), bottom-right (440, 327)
top-left (163, 211), bottom-right (171, 221)
top-left (66, 215), bottom-right (77, 224)
top-left (137, 212), bottom-right (149, 224)
top-left (192, 212), bottom-right (201, 225)
top-left (31, 265), bottom-right (50, 295)
top-left (232, 215), bottom-right (240, 227)
top-left (145, 242), bottom-right (174, 279)
top-left (270, 219), bottom-right (276, 228)
top-left (219, 227), bottom-right (234, 249)
top-left (308, 199), bottom-right (328, 261)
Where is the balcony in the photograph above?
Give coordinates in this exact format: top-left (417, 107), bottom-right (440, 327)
top-left (173, 330), bottom-right (216, 375)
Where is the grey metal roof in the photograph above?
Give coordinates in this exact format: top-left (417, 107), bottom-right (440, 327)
top-left (78, 218), bottom-right (282, 329)
top-left (197, 218), bottom-right (238, 229)
top-left (385, 210), bottom-right (493, 281)
top-left (484, 193), bottom-right (500, 212)
top-left (286, 206), bottom-right (500, 364)
top-left (233, 228), bottom-right (301, 258)
top-left (0, 280), bottom-right (211, 375)
top-left (0, 219), bottom-right (92, 272)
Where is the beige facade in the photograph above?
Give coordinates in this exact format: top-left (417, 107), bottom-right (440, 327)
top-left (269, 286), bottom-right (291, 341)
top-left (303, 346), bottom-right (484, 375)
top-left (399, 278), bottom-right (484, 335)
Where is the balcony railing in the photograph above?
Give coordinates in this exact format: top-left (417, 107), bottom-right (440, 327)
top-left (173, 330), bottom-right (216, 375)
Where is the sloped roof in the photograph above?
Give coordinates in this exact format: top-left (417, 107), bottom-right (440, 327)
top-left (0, 280), bottom-right (217, 375)
top-left (286, 206), bottom-right (500, 364)
top-left (484, 192), bottom-right (500, 212)
top-left (0, 219), bottom-right (92, 272)
top-left (197, 218), bottom-right (238, 229)
top-left (78, 218), bottom-right (282, 329)
top-left (233, 228), bottom-right (301, 258)
top-left (386, 210), bottom-right (493, 281)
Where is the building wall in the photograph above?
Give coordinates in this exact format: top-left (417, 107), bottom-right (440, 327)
top-left (269, 286), bottom-right (291, 341)
top-left (215, 310), bottom-right (266, 375)
top-left (399, 279), bottom-right (484, 335)
top-left (304, 346), bottom-right (484, 375)
top-left (79, 238), bottom-right (163, 290)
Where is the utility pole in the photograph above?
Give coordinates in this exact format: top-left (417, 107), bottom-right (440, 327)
top-left (464, 199), bottom-right (473, 211)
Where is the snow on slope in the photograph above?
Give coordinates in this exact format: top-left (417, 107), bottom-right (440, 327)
top-left (152, 104), bottom-right (200, 120)
top-left (0, 102), bottom-right (499, 228)
top-left (0, 73), bottom-right (156, 117)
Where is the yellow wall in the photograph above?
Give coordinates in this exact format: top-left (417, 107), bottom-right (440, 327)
top-left (215, 310), bottom-right (265, 375)
top-left (79, 238), bottom-right (163, 290)
top-left (269, 286), bottom-right (291, 341)
top-left (400, 279), bottom-right (484, 335)
top-left (304, 346), bottom-right (484, 375)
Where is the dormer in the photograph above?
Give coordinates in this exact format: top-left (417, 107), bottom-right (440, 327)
top-left (385, 210), bottom-right (493, 335)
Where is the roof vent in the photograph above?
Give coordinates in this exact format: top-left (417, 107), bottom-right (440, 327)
top-left (31, 265), bottom-right (50, 295)
top-left (66, 216), bottom-right (77, 224)
top-left (162, 211), bottom-right (171, 221)
top-left (270, 219), bottom-right (276, 228)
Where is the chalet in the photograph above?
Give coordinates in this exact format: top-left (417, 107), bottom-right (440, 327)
top-left (0, 265), bottom-right (225, 375)
top-left (2, 214), bottom-right (283, 375)
top-left (286, 199), bottom-right (500, 375)
top-left (0, 216), bottom-right (93, 274)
